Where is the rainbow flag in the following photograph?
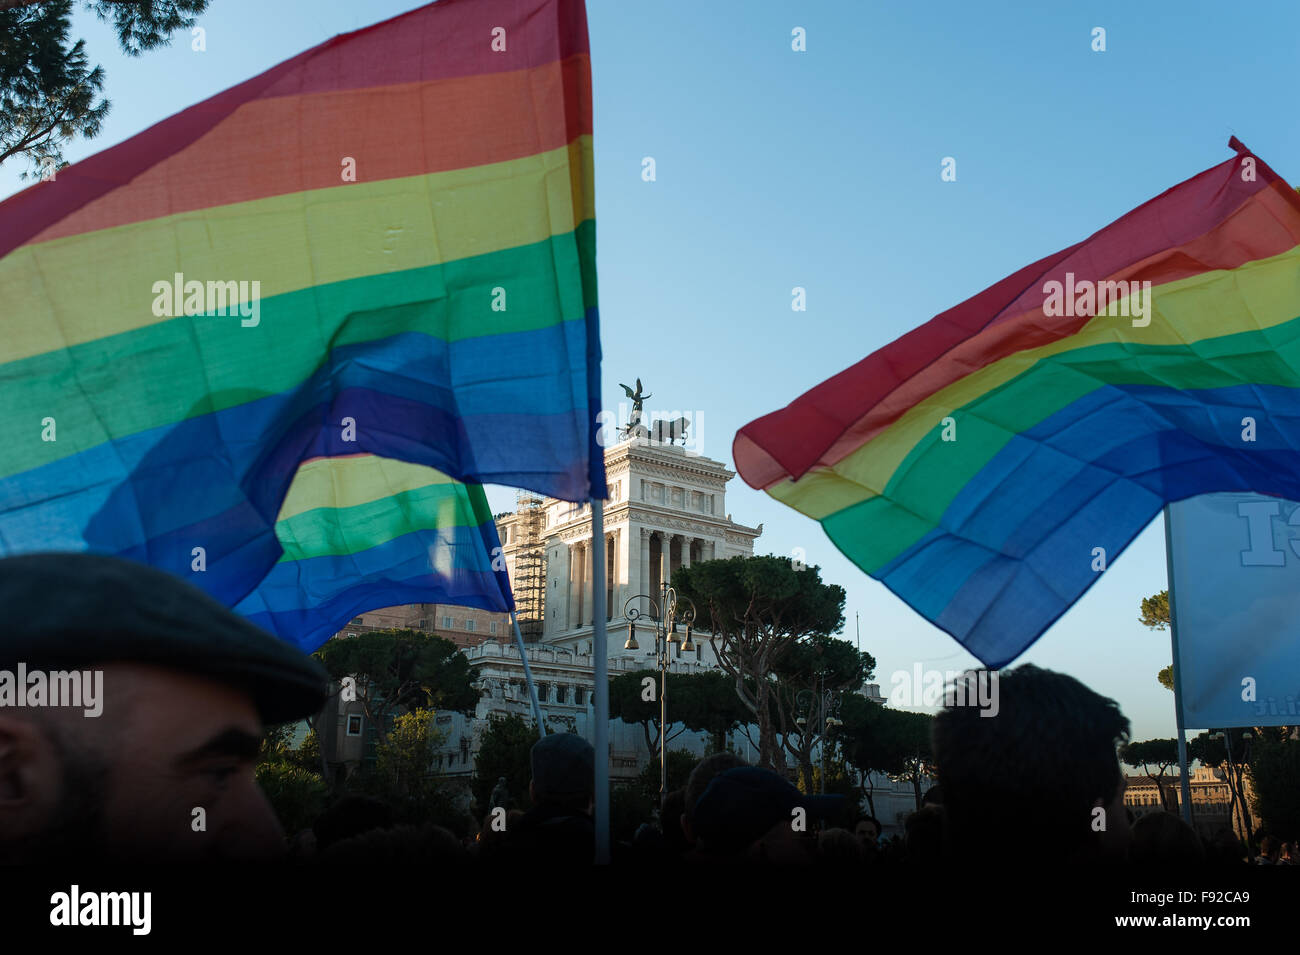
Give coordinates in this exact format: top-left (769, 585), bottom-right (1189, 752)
top-left (0, 0), bottom-right (600, 613)
top-left (735, 139), bottom-right (1300, 667)
top-left (235, 456), bottom-right (512, 653)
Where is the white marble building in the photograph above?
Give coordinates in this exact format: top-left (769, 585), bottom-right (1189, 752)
top-left (497, 436), bottom-right (763, 662)
top-left (432, 641), bottom-right (743, 785)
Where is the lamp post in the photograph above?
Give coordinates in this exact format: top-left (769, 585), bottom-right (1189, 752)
top-left (795, 680), bottom-right (843, 795)
top-left (623, 581), bottom-right (696, 809)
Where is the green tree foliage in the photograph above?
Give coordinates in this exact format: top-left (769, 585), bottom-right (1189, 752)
top-left (610, 783), bottom-right (654, 844)
top-left (1138, 590), bottom-right (1175, 693)
top-left (339, 706), bottom-right (468, 834)
top-left (772, 634), bottom-right (875, 791)
top-left (258, 721), bottom-right (296, 763)
top-left (471, 713), bottom-right (539, 818)
top-left (376, 708), bottom-right (442, 795)
top-left (1139, 590), bottom-right (1170, 630)
top-left (608, 668), bottom-right (749, 756)
top-left (0, 0), bottom-right (209, 173)
top-left (879, 708), bottom-right (935, 810)
top-left (256, 721), bottom-right (327, 834)
top-left (315, 628), bottom-right (478, 747)
top-left (254, 762), bottom-right (328, 835)
top-left (1120, 738), bottom-right (1179, 810)
top-left (635, 748), bottom-right (696, 802)
top-left (672, 555), bottom-right (846, 771)
top-left (838, 696), bottom-right (934, 810)
top-left (292, 729), bottom-right (321, 774)
top-left (1190, 729), bottom-right (1258, 848)
top-left (1248, 734), bottom-right (1300, 842)
top-left (797, 745), bottom-right (857, 800)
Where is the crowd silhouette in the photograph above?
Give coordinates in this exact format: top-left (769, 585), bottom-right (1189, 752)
top-left (0, 554), bottom-right (1272, 867)
top-left (294, 666), bottom-right (1267, 867)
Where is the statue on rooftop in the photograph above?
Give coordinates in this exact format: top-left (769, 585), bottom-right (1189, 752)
top-left (619, 378), bottom-right (652, 441)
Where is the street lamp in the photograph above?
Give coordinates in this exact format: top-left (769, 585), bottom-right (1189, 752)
top-left (624, 582), bottom-right (696, 809)
top-left (795, 683), bottom-right (843, 795)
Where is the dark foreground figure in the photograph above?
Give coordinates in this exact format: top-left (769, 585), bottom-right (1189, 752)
top-left (0, 553), bottom-right (327, 862)
top-left (0, 562), bottom-right (1258, 867)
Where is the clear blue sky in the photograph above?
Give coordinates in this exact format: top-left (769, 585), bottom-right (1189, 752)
top-left (6, 0), bottom-right (1300, 742)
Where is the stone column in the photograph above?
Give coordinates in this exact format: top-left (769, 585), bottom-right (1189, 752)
top-left (606, 531), bottom-right (616, 621)
top-left (659, 531), bottom-right (671, 591)
top-left (623, 523), bottom-right (637, 619)
top-left (583, 538), bottom-right (593, 629)
top-left (639, 527), bottom-right (651, 616)
top-left (682, 536), bottom-right (692, 570)
top-left (566, 542), bottom-right (578, 632)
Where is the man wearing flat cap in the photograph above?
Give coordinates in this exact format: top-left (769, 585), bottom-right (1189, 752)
top-left (0, 553), bottom-right (328, 862)
top-left (507, 732), bottom-right (596, 865)
top-left (690, 766), bottom-right (848, 864)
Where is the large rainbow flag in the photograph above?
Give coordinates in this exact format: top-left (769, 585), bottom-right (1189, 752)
top-left (0, 0), bottom-right (599, 625)
top-left (236, 456), bottom-right (513, 653)
top-left (735, 139), bottom-right (1300, 667)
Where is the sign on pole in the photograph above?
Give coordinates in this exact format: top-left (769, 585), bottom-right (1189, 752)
top-left (1167, 492), bottom-right (1300, 729)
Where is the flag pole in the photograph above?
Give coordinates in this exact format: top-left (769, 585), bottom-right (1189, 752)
top-left (591, 497), bottom-right (610, 864)
top-left (1163, 504), bottom-right (1194, 825)
top-left (510, 610), bottom-right (546, 735)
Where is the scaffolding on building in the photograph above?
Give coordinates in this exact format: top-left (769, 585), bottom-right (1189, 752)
top-left (513, 489), bottom-right (547, 641)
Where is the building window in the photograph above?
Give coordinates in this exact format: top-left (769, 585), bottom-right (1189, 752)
top-left (575, 688), bottom-right (585, 706)
top-left (351, 617), bottom-right (364, 625)
top-left (556, 685), bottom-right (567, 703)
top-left (347, 715), bottom-right (363, 736)
top-left (466, 619), bottom-right (476, 632)
top-left (490, 621), bottom-right (498, 635)
top-left (695, 644), bottom-right (702, 661)
top-left (442, 615), bottom-right (453, 628)
top-left (418, 618), bottom-right (427, 630)
top-left (537, 683), bottom-right (549, 702)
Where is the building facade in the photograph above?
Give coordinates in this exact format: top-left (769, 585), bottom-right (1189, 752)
top-left (1123, 764), bottom-right (1251, 842)
top-left (338, 602), bottom-right (510, 650)
top-left (317, 411), bottom-right (776, 799)
top-left (497, 437), bottom-right (762, 658)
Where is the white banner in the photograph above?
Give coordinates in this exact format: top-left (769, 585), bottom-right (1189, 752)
top-left (1167, 492), bottom-right (1300, 728)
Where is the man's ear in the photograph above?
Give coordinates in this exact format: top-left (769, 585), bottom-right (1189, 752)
top-left (0, 715), bottom-right (64, 846)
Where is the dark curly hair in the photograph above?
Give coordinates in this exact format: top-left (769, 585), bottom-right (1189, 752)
top-left (932, 665), bottom-right (1130, 860)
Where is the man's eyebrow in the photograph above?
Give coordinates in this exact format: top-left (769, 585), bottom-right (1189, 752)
top-left (175, 727), bottom-right (263, 766)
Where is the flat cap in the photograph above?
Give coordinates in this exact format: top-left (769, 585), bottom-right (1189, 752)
top-left (530, 732), bottom-right (595, 799)
top-left (0, 552), bottom-right (328, 723)
top-left (693, 766), bottom-right (846, 851)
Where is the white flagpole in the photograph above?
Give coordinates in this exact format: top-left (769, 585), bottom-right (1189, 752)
top-left (591, 497), bottom-right (610, 864)
top-left (1163, 504), bottom-right (1194, 825)
top-left (510, 610), bottom-right (546, 735)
